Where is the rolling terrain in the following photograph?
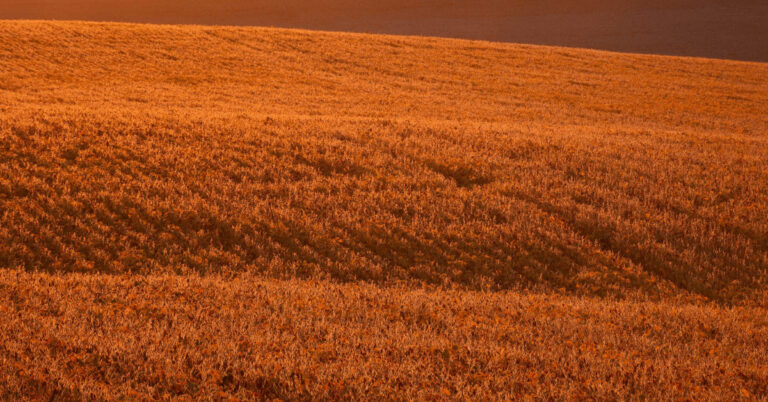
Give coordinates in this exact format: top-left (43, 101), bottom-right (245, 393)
top-left (2, 0), bottom-right (768, 61)
top-left (1, 20), bottom-right (768, 399)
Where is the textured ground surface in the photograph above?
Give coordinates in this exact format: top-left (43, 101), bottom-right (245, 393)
top-left (1, 271), bottom-right (767, 400)
top-left (0, 21), bottom-right (767, 399)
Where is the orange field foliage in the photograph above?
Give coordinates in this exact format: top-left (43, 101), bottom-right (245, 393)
top-left (1, 271), bottom-right (767, 400)
top-left (1, 20), bottom-right (767, 398)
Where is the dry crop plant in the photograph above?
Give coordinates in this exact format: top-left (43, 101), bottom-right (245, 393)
top-left (0, 20), bottom-right (767, 399)
top-left (1, 272), bottom-right (767, 399)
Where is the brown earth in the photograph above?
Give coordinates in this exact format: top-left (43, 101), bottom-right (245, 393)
top-left (2, 0), bottom-right (768, 61)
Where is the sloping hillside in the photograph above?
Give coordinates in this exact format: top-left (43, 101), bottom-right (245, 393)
top-left (2, 21), bottom-right (767, 303)
top-left (0, 21), bottom-right (767, 399)
top-left (2, 0), bottom-right (767, 61)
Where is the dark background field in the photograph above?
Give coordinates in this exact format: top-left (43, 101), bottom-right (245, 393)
top-left (3, 0), bottom-right (768, 61)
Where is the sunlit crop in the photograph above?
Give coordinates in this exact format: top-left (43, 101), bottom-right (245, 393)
top-left (1, 20), bottom-right (767, 399)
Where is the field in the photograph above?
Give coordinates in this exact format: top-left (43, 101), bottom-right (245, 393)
top-left (2, 0), bottom-right (768, 61)
top-left (1, 20), bottom-right (768, 399)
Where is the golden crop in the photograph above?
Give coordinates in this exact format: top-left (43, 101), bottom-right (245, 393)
top-left (1, 20), bottom-right (767, 399)
top-left (1, 271), bottom-right (767, 400)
